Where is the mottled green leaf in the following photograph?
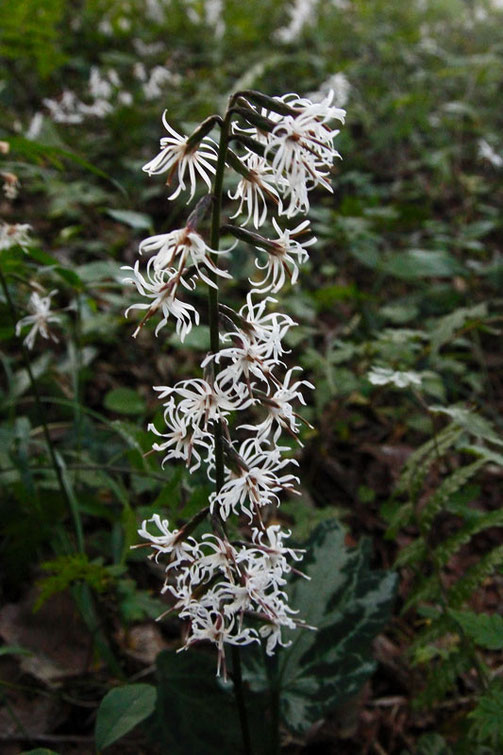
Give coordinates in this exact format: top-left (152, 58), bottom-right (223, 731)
top-left (246, 520), bottom-right (397, 733)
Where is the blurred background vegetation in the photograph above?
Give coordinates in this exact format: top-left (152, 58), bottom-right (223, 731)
top-left (1, 0), bottom-right (502, 752)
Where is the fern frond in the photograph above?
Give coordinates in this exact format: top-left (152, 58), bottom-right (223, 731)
top-left (420, 459), bottom-right (487, 530)
top-left (448, 545), bottom-right (503, 608)
top-left (469, 680), bottom-right (503, 746)
top-left (395, 423), bottom-right (462, 499)
top-left (395, 538), bottom-right (428, 568)
top-left (403, 574), bottom-right (441, 613)
top-left (385, 501), bottom-right (414, 538)
top-left (434, 509), bottom-right (503, 570)
top-left (414, 647), bottom-right (471, 708)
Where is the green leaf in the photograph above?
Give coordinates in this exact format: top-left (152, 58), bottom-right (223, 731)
top-left (104, 388), bottom-right (146, 415)
top-left (95, 684), bottom-right (157, 750)
top-left (429, 406), bottom-right (503, 447)
top-left (413, 732), bottom-right (452, 755)
top-left (20, 750), bottom-right (61, 755)
top-left (420, 459), bottom-right (486, 529)
top-left (0, 644), bottom-right (32, 657)
top-left (415, 733), bottom-right (452, 755)
top-left (153, 651), bottom-right (254, 754)
top-left (246, 520), bottom-right (397, 733)
top-left (381, 249), bottom-right (464, 280)
top-left (449, 610), bottom-right (503, 650)
top-left (105, 209), bottom-right (153, 230)
top-left (469, 680), bottom-right (503, 746)
top-left (169, 325), bottom-right (211, 350)
top-left (429, 303), bottom-right (487, 355)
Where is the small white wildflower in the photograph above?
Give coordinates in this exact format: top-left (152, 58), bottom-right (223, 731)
top-left (0, 223), bottom-right (32, 252)
top-left (26, 113), bottom-right (44, 140)
top-left (275, 0), bottom-right (319, 43)
top-left (122, 261), bottom-right (199, 340)
top-left (250, 218), bottom-right (316, 293)
top-left (143, 66), bottom-right (178, 101)
top-left (368, 366), bottom-right (422, 389)
top-left (136, 514), bottom-right (202, 569)
top-left (309, 72), bottom-right (350, 108)
top-left (478, 139), bottom-right (503, 168)
top-left (209, 438), bottom-right (299, 521)
top-left (228, 154), bottom-right (285, 228)
top-left (2, 172), bottom-right (20, 200)
top-left (15, 290), bottom-right (61, 350)
top-left (43, 91), bottom-right (84, 124)
top-left (139, 226), bottom-right (232, 289)
top-left (142, 111), bottom-right (217, 202)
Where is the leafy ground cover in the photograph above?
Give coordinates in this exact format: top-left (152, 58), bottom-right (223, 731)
top-left (1, 0), bottom-right (502, 752)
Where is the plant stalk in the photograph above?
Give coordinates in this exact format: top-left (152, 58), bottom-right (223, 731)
top-left (208, 103), bottom-right (252, 755)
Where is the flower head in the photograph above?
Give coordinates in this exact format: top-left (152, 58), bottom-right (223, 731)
top-left (250, 218), bottom-right (316, 293)
top-left (142, 111), bottom-right (217, 202)
top-left (122, 261), bottom-right (199, 340)
top-left (228, 154), bottom-right (285, 228)
top-left (139, 226), bottom-right (232, 289)
top-left (0, 223), bottom-right (32, 252)
top-left (15, 290), bottom-right (61, 350)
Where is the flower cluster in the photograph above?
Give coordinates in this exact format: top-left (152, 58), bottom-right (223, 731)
top-left (129, 90), bottom-right (344, 674)
top-left (137, 517), bottom-right (306, 676)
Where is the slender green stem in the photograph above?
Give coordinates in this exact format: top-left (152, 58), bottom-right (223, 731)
top-left (231, 646), bottom-right (252, 755)
top-left (269, 685), bottom-right (280, 755)
top-left (0, 266), bottom-right (84, 553)
top-left (208, 103), bottom-right (252, 755)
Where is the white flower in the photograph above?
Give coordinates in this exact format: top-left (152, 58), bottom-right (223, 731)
top-left (142, 111), bottom-right (217, 202)
top-left (148, 403), bottom-right (213, 472)
top-left (478, 139), bottom-right (503, 169)
top-left (190, 534), bottom-right (239, 582)
top-left (235, 292), bottom-right (295, 361)
top-left (209, 438), bottom-right (299, 521)
top-left (240, 367), bottom-right (314, 442)
top-left (43, 91), bottom-right (84, 124)
top-left (2, 172), bottom-right (20, 200)
top-left (309, 72), bottom-right (350, 108)
top-left (0, 223), bottom-right (32, 252)
top-left (177, 607), bottom-right (258, 678)
top-left (154, 375), bottom-right (254, 433)
top-left (122, 262), bottom-right (199, 340)
top-left (250, 218), bottom-right (316, 293)
top-left (139, 227), bottom-right (232, 289)
top-left (265, 92), bottom-right (345, 216)
top-left (258, 609), bottom-right (297, 656)
top-left (275, 0), bottom-right (319, 44)
top-left (202, 332), bottom-right (280, 391)
top-left (143, 66), bottom-right (179, 101)
top-left (367, 366), bottom-right (422, 389)
top-left (249, 525), bottom-right (305, 572)
top-left (26, 112), bottom-right (44, 140)
top-left (15, 290), bottom-right (61, 350)
top-left (136, 514), bottom-right (202, 569)
top-left (228, 154), bottom-right (285, 228)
